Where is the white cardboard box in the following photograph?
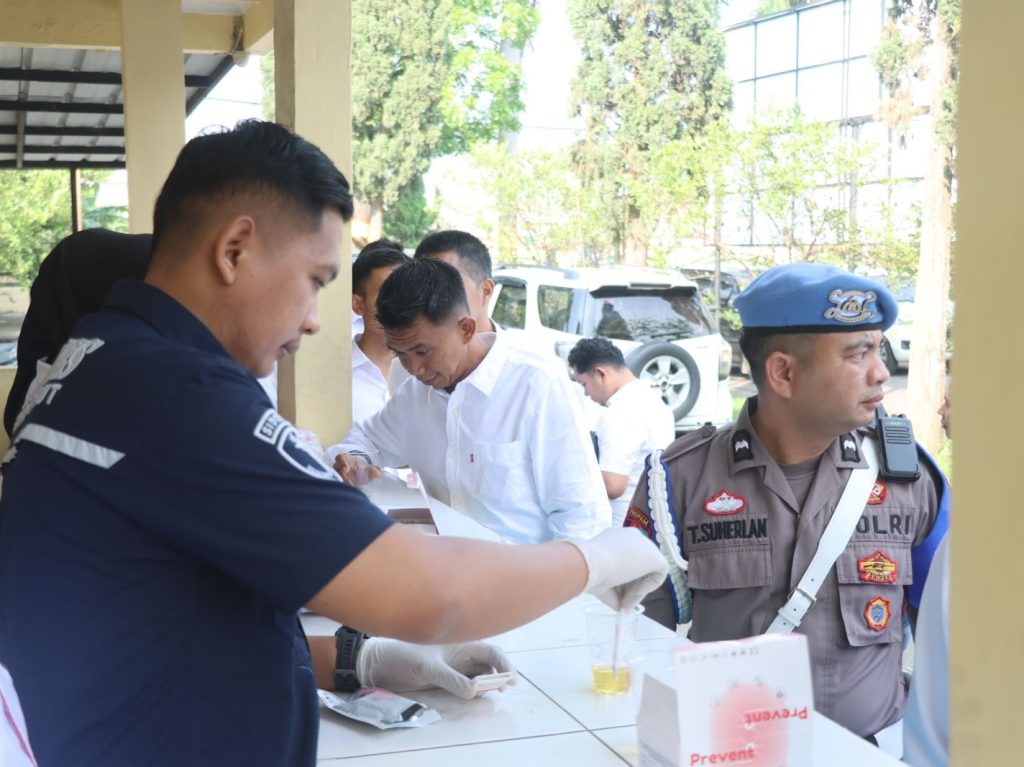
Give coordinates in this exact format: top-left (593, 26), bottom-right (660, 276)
top-left (638, 634), bottom-right (813, 767)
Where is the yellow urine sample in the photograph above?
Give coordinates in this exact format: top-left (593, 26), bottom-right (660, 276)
top-left (591, 664), bottom-right (631, 695)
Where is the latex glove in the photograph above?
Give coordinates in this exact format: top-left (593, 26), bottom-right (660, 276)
top-left (334, 452), bottom-right (382, 485)
top-left (568, 527), bottom-right (669, 611)
top-left (356, 638), bottom-right (516, 700)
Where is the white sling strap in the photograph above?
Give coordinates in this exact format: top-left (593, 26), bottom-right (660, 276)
top-left (767, 436), bottom-right (878, 634)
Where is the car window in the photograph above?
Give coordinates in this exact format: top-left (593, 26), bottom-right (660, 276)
top-left (538, 285), bottom-right (575, 332)
top-left (585, 288), bottom-right (712, 342)
top-left (492, 281), bottom-right (527, 330)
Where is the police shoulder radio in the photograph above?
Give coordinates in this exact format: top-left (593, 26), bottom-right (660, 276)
top-left (872, 405), bottom-right (920, 482)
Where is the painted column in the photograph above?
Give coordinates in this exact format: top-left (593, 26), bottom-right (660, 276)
top-left (273, 0), bottom-right (353, 444)
top-left (951, 1), bottom-right (1024, 763)
top-left (120, 0), bottom-right (186, 233)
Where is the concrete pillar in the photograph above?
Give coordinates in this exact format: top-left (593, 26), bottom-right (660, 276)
top-left (273, 0), bottom-right (353, 444)
top-left (951, 2), bottom-right (1024, 763)
top-left (120, 0), bottom-right (186, 233)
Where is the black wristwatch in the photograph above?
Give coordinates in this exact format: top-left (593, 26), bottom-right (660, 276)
top-left (333, 626), bottom-right (368, 692)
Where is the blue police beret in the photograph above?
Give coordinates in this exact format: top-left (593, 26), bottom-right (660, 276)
top-left (734, 263), bottom-right (897, 335)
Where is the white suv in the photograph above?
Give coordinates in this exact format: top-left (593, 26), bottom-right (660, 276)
top-left (490, 265), bottom-right (734, 432)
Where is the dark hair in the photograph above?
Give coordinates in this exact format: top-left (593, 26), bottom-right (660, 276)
top-left (376, 259), bottom-right (470, 330)
top-left (152, 120), bottom-right (354, 250)
top-left (352, 246), bottom-right (410, 297)
top-left (567, 337), bottom-right (627, 374)
top-left (739, 331), bottom-right (817, 389)
top-left (414, 230), bottom-right (492, 284)
top-left (359, 238), bottom-right (405, 257)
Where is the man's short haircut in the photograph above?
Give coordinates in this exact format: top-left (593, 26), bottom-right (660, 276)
top-left (152, 120), bottom-right (354, 252)
top-left (414, 230), bottom-right (492, 284)
top-left (352, 245), bottom-right (410, 297)
top-left (376, 259), bottom-right (471, 330)
top-left (739, 331), bottom-right (818, 389)
top-left (567, 337), bottom-right (627, 374)
top-left (359, 238), bottom-right (405, 257)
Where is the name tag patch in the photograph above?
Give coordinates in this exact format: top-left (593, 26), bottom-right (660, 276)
top-left (687, 518), bottom-right (767, 545)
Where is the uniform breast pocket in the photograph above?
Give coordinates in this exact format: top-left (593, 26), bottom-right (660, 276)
top-left (835, 542), bottom-right (911, 646)
top-left (471, 439), bottom-right (530, 501)
top-left (687, 543), bottom-right (772, 590)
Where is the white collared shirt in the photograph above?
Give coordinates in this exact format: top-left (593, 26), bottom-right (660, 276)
top-left (597, 378), bottom-right (676, 526)
top-left (351, 335), bottom-right (389, 425)
top-left (330, 332), bottom-right (611, 544)
top-left (1, 665), bottom-right (35, 767)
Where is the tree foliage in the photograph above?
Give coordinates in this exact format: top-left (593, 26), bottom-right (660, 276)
top-left (568, 0), bottom-right (732, 265)
top-left (0, 170), bottom-right (70, 286)
top-left (352, 0), bottom-right (451, 215)
top-left (0, 169), bottom-right (127, 287)
top-left (383, 178), bottom-right (439, 246)
top-left (469, 143), bottom-right (617, 265)
top-left (872, 0), bottom-right (959, 452)
top-left (263, 1), bottom-right (539, 238)
top-left (440, 0), bottom-right (540, 154)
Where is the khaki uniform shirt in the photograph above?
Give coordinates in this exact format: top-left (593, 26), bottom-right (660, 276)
top-left (628, 399), bottom-right (942, 738)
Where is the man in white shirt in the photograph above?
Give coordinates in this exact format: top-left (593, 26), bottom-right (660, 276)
top-left (329, 259), bottom-right (611, 544)
top-left (351, 242), bottom-right (410, 424)
top-left (568, 337), bottom-right (675, 527)
top-left (414, 230), bottom-right (497, 333)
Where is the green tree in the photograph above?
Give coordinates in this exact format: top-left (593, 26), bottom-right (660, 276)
top-left (568, 0), bottom-right (732, 266)
top-left (470, 143), bottom-right (618, 264)
top-left (441, 0), bottom-right (540, 153)
top-left (0, 168), bottom-right (128, 287)
top-left (0, 170), bottom-right (70, 286)
top-left (352, 0), bottom-right (451, 239)
top-left (383, 178), bottom-right (439, 246)
top-left (873, 0), bottom-right (959, 452)
top-left (262, 1), bottom-right (539, 241)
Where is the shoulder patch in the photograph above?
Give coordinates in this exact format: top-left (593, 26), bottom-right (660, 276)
top-left (253, 408), bottom-right (339, 483)
top-left (661, 423), bottom-right (719, 462)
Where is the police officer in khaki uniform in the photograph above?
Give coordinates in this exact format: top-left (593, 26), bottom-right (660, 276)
top-left (626, 263), bottom-right (949, 741)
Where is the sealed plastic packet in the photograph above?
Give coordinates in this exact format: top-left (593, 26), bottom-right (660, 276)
top-left (317, 688), bottom-right (441, 729)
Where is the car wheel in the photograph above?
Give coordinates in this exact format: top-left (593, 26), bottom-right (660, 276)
top-left (880, 338), bottom-right (898, 375)
top-left (625, 343), bottom-right (701, 421)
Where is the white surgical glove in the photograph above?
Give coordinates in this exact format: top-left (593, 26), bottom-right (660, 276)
top-left (356, 638), bottom-right (516, 700)
top-left (568, 527), bottom-right (669, 611)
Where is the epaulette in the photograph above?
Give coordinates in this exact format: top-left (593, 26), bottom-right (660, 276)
top-left (661, 421), bottom-right (720, 462)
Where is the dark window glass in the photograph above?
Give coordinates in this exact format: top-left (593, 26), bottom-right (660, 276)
top-left (491, 281), bottom-right (526, 330)
top-left (584, 288), bottom-right (712, 342)
top-left (537, 285), bottom-right (575, 331)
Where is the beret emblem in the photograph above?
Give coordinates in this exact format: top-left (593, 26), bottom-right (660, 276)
top-left (824, 289), bottom-right (877, 324)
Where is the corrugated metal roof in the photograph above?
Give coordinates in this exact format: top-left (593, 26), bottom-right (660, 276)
top-left (0, 45), bottom-right (235, 169)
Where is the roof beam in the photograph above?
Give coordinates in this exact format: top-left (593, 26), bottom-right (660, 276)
top-left (0, 0), bottom-right (238, 54)
top-left (0, 68), bottom-right (213, 88)
top-left (243, 1), bottom-right (274, 54)
top-left (0, 126), bottom-right (124, 138)
top-left (0, 99), bottom-right (123, 115)
top-left (1, 144), bottom-right (125, 155)
top-left (0, 159), bottom-right (125, 170)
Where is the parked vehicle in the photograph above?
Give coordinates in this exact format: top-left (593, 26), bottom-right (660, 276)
top-left (490, 265), bottom-right (734, 432)
top-left (679, 268), bottom-right (749, 373)
top-left (880, 283), bottom-right (954, 373)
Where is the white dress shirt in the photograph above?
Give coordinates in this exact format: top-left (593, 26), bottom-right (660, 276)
top-left (1, 665), bottom-right (36, 767)
top-left (351, 335), bottom-right (389, 425)
top-left (597, 378), bottom-right (676, 526)
top-left (330, 332), bottom-right (611, 544)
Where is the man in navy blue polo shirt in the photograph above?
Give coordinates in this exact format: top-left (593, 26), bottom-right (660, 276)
top-left (0, 121), bottom-right (667, 767)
